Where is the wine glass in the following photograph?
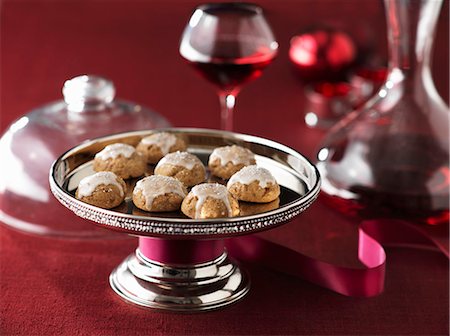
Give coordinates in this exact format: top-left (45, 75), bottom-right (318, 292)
top-left (180, 2), bottom-right (278, 131)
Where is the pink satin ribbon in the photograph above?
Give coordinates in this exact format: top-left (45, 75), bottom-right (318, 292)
top-left (226, 219), bottom-right (448, 297)
top-left (139, 237), bottom-right (224, 264)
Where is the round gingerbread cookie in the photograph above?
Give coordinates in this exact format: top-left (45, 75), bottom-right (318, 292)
top-left (76, 171), bottom-right (127, 209)
top-left (154, 151), bottom-right (206, 187)
top-left (181, 183), bottom-right (239, 219)
top-left (94, 143), bottom-right (147, 179)
top-left (136, 132), bottom-right (187, 164)
top-left (208, 145), bottom-right (256, 180)
top-left (132, 175), bottom-right (187, 212)
top-left (227, 165), bottom-right (280, 203)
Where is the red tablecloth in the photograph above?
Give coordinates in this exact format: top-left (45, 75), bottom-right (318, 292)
top-left (1, 1), bottom-right (448, 335)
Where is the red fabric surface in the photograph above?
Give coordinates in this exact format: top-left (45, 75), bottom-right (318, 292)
top-left (1, 1), bottom-right (449, 335)
top-left (1, 221), bottom-right (449, 336)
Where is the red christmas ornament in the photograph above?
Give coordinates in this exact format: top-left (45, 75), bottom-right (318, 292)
top-left (289, 28), bottom-right (357, 83)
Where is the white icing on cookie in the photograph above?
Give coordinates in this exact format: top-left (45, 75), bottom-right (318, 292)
top-left (227, 165), bottom-right (277, 189)
top-left (78, 172), bottom-right (124, 198)
top-left (209, 145), bottom-right (255, 166)
top-left (191, 183), bottom-right (232, 218)
top-left (95, 143), bottom-right (135, 160)
top-left (134, 175), bottom-right (186, 209)
top-left (140, 132), bottom-right (177, 155)
top-left (156, 151), bottom-right (204, 171)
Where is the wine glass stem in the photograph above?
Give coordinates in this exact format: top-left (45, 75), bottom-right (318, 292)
top-left (219, 93), bottom-right (236, 131)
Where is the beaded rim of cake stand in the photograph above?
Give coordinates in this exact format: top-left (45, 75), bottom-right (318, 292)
top-left (50, 179), bottom-right (318, 237)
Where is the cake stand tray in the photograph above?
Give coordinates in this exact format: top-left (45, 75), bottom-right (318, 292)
top-left (50, 128), bottom-right (321, 311)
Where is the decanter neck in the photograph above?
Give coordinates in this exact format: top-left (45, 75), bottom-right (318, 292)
top-left (385, 0), bottom-right (442, 77)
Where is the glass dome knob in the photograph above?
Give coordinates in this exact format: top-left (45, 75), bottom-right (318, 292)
top-left (62, 75), bottom-right (116, 112)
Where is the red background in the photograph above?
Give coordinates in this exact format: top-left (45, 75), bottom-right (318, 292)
top-left (1, 1), bottom-right (448, 335)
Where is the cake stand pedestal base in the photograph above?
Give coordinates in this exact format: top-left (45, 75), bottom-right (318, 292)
top-left (109, 237), bottom-right (250, 311)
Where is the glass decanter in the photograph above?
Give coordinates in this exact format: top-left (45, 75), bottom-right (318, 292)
top-left (316, 0), bottom-right (449, 225)
top-left (0, 75), bottom-right (170, 238)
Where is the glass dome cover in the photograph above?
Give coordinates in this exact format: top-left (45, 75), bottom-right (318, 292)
top-left (0, 75), bottom-right (171, 238)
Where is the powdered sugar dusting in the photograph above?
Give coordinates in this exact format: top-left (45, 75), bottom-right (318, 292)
top-left (140, 132), bottom-right (177, 155)
top-left (191, 183), bottom-right (232, 218)
top-left (95, 143), bottom-right (135, 160)
top-left (209, 145), bottom-right (255, 166)
top-left (227, 165), bottom-right (276, 189)
top-left (78, 171), bottom-right (124, 197)
top-left (134, 175), bottom-right (186, 209)
top-left (156, 151), bottom-right (204, 171)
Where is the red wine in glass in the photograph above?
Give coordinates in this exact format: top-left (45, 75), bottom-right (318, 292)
top-left (186, 51), bottom-right (276, 92)
top-left (180, 3), bottom-right (278, 130)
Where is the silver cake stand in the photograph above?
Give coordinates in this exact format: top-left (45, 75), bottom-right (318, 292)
top-left (50, 128), bottom-right (321, 312)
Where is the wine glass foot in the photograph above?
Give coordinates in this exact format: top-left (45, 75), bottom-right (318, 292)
top-left (109, 248), bottom-right (250, 312)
